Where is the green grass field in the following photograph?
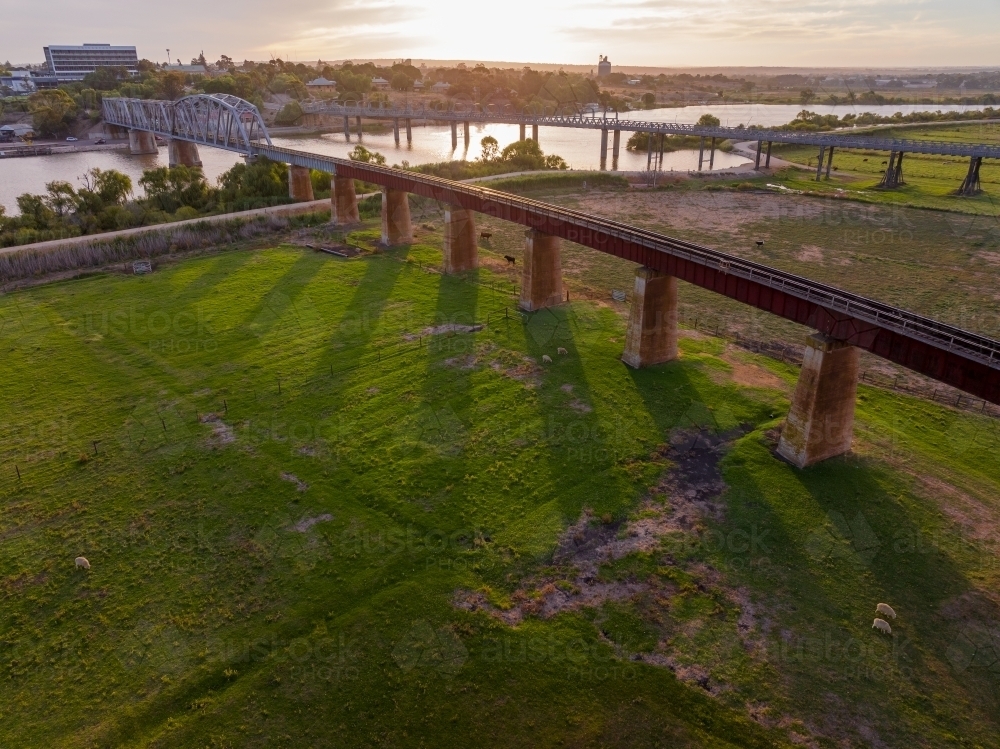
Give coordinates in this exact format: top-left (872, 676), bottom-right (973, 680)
top-left (766, 123), bottom-right (1000, 215)
top-left (2, 216), bottom-right (1000, 747)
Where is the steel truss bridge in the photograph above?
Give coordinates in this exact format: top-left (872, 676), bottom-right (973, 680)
top-left (103, 96), bottom-right (1000, 404)
top-left (306, 101), bottom-right (1000, 161)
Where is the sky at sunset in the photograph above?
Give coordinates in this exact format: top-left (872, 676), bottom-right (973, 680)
top-left (7, 0), bottom-right (1000, 68)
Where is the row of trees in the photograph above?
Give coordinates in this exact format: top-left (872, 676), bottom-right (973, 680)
top-left (0, 157), bottom-right (329, 248)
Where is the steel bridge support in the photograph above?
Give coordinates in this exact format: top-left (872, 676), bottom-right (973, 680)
top-left (451, 121), bottom-right (458, 149)
top-left (878, 151), bottom-right (905, 188)
top-left (815, 146), bottom-right (826, 181)
top-left (698, 137), bottom-right (705, 171)
top-left (754, 141), bottom-right (763, 170)
top-left (355, 116), bottom-right (362, 139)
top-left (777, 332), bottom-right (860, 468)
top-left (168, 139), bottom-right (202, 167)
top-left (519, 123), bottom-right (526, 141)
top-left (709, 137), bottom-right (717, 170)
top-left (958, 157), bottom-right (983, 196)
top-left (764, 141), bottom-right (773, 169)
top-left (532, 124), bottom-right (539, 142)
top-left (612, 129), bottom-right (621, 170)
top-left (332, 176), bottom-right (359, 225)
top-left (600, 128), bottom-right (609, 171)
top-left (343, 116), bottom-right (350, 140)
top-left (405, 118), bottom-right (412, 144)
top-left (381, 187), bottom-right (412, 245)
top-left (443, 205), bottom-right (478, 274)
top-left (128, 130), bottom-right (157, 155)
top-left (464, 121), bottom-right (470, 148)
top-left (288, 165), bottom-right (314, 201)
top-left (519, 230), bottom-right (563, 312)
top-left (622, 267), bottom-right (678, 369)
top-left (825, 146), bottom-right (835, 179)
top-left (393, 118), bottom-right (400, 145)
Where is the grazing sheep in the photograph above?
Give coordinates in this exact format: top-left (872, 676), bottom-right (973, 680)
top-left (557, 347), bottom-right (568, 355)
top-left (876, 603), bottom-right (896, 619)
top-left (75, 556), bottom-right (91, 570)
top-left (872, 618), bottom-right (892, 635)
top-left (542, 355), bottom-right (552, 364)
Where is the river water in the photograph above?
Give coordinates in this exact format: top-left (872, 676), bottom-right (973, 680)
top-left (0, 101), bottom-right (987, 215)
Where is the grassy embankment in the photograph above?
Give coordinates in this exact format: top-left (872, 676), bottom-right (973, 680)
top-left (1, 192), bottom-right (999, 747)
top-left (761, 122), bottom-right (1000, 215)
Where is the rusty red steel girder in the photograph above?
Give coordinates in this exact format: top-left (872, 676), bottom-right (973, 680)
top-left (291, 153), bottom-right (1000, 405)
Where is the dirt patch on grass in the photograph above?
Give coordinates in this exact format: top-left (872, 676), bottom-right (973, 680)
top-left (291, 514), bottom-right (333, 533)
top-left (912, 473), bottom-right (1000, 546)
top-left (200, 413), bottom-right (235, 447)
top-left (281, 472), bottom-right (309, 492)
top-left (422, 323), bottom-right (484, 336)
top-left (719, 348), bottom-right (788, 391)
top-left (796, 245), bottom-right (825, 263)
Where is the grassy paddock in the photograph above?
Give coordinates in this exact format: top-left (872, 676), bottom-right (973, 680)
top-left (1, 229), bottom-right (999, 746)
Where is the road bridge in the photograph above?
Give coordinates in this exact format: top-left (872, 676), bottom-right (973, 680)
top-left (103, 95), bottom-right (1000, 465)
top-left (304, 101), bottom-right (999, 186)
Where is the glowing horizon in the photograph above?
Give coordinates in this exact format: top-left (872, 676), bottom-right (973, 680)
top-left (7, 0), bottom-right (1000, 69)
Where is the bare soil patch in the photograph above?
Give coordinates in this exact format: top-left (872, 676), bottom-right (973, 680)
top-left (292, 514), bottom-right (333, 533)
top-left (281, 472), bottom-right (309, 492)
top-left (200, 413), bottom-right (235, 447)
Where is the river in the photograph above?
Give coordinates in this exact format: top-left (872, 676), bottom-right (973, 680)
top-left (0, 101), bottom-right (987, 214)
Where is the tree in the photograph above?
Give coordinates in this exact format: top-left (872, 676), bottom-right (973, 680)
top-left (348, 145), bottom-right (386, 165)
top-left (478, 136), bottom-right (500, 163)
top-left (82, 66), bottom-right (128, 91)
top-left (44, 181), bottom-right (78, 217)
top-left (640, 92), bottom-right (656, 109)
top-left (274, 101), bottom-right (303, 126)
top-left (390, 72), bottom-right (413, 92)
top-left (78, 168), bottom-right (132, 209)
top-left (697, 113), bottom-right (721, 127)
top-left (28, 89), bottom-right (78, 136)
top-left (800, 89), bottom-right (816, 105)
top-left (160, 72), bottom-right (186, 100)
top-left (140, 166), bottom-right (213, 213)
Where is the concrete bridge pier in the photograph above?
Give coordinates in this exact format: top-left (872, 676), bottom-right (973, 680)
top-left (381, 187), bottom-right (412, 245)
top-left (463, 121), bottom-right (470, 147)
top-left (355, 116), bottom-right (363, 139)
top-left (128, 130), bottom-right (157, 155)
top-left (825, 147), bottom-right (835, 179)
top-left (764, 141), bottom-right (773, 169)
top-left (698, 137), bottom-right (706, 171)
top-left (600, 128), bottom-right (609, 171)
top-left (958, 156), bottom-right (983, 196)
top-left (709, 137), bottom-right (717, 170)
top-left (405, 118), bottom-right (412, 144)
top-left (612, 129), bottom-right (621, 170)
top-left (288, 165), bottom-right (314, 202)
top-left (754, 140), bottom-right (764, 169)
top-left (443, 205), bottom-right (478, 273)
top-left (519, 123), bottom-right (526, 141)
top-left (621, 267), bottom-right (678, 368)
top-left (393, 118), bottom-right (400, 145)
top-left (777, 332), bottom-right (860, 468)
top-left (451, 121), bottom-right (458, 149)
top-left (519, 229), bottom-right (563, 312)
top-left (168, 139), bottom-right (202, 167)
top-left (332, 175), bottom-right (360, 225)
top-left (532, 124), bottom-right (539, 142)
top-left (343, 116), bottom-right (350, 141)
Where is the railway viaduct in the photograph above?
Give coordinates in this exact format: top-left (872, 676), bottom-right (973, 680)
top-left (103, 94), bottom-right (1000, 467)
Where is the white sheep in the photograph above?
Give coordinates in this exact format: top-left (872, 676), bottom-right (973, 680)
top-left (557, 347), bottom-right (568, 355)
top-left (876, 603), bottom-right (896, 619)
top-left (542, 355), bottom-right (552, 364)
top-left (872, 618), bottom-right (892, 635)
top-left (75, 556), bottom-right (91, 570)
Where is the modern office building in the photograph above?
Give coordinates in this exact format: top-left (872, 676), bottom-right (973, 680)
top-left (43, 44), bottom-right (139, 82)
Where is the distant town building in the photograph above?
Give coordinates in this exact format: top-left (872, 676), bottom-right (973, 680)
top-left (306, 77), bottom-right (337, 93)
top-left (0, 70), bottom-right (35, 94)
top-left (43, 43), bottom-right (139, 82)
top-left (597, 55), bottom-right (611, 78)
top-left (371, 77), bottom-right (390, 90)
top-left (0, 124), bottom-right (36, 141)
top-left (430, 81), bottom-right (451, 93)
top-left (163, 63), bottom-right (207, 75)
